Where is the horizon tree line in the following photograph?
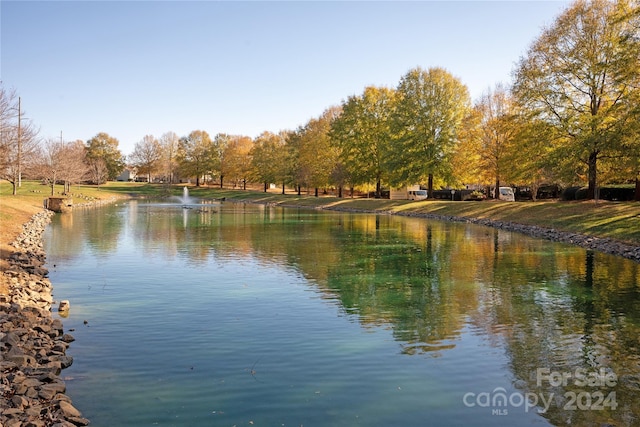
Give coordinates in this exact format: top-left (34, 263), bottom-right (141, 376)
top-left (2, 0), bottom-right (639, 199)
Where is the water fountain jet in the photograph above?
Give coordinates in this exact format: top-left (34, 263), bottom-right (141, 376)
top-left (170, 186), bottom-right (195, 207)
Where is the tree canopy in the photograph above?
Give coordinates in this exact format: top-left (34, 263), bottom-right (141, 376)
top-left (513, 0), bottom-right (640, 198)
top-left (393, 67), bottom-right (471, 196)
top-left (85, 132), bottom-right (126, 181)
top-left (331, 86), bottom-right (396, 198)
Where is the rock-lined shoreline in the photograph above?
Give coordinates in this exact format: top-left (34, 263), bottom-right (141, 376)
top-left (1, 209), bottom-right (89, 427)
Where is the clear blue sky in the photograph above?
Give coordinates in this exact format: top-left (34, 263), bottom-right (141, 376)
top-left (1, 0), bottom-right (569, 156)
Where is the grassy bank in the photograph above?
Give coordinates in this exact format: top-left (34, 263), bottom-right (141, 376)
top-left (2, 180), bottom-right (639, 262)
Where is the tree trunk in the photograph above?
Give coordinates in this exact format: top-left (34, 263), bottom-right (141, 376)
top-left (530, 181), bottom-right (539, 202)
top-left (219, 175), bottom-right (224, 189)
top-left (427, 174), bottom-right (434, 199)
top-left (495, 178), bottom-right (500, 200)
top-left (635, 176), bottom-right (640, 201)
top-left (314, 187), bottom-right (318, 197)
top-left (263, 182), bottom-right (268, 193)
top-left (338, 186), bottom-right (343, 198)
top-left (587, 150), bottom-right (597, 200)
top-left (282, 182), bottom-right (285, 195)
top-left (376, 179), bottom-right (381, 198)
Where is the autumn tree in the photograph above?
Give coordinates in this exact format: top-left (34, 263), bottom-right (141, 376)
top-left (618, 89), bottom-right (640, 198)
top-left (250, 131), bottom-right (288, 192)
top-left (474, 84), bottom-right (521, 197)
top-left (212, 133), bottom-right (231, 188)
top-left (393, 67), bottom-right (470, 197)
top-left (504, 118), bottom-right (561, 199)
top-left (222, 135), bottom-right (253, 189)
top-left (451, 108), bottom-right (483, 188)
top-left (513, 0), bottom-right (640, 199)
top-left (129, 134), bottom-right (161, 183)
top-left (158, 131), bottom-right (180, 184)
top-left (85, 132), bottom-right (125, 181)
top-left (617, 0), bottom-right (640, 199)
top-left (285, 129), bottom-right (305, 194)
top-left (177, 130), bottom-right (214, 186)
top-left (331, 86), bottom-right (396, 198)
top-left (291, 107), bottom-right (341, 196)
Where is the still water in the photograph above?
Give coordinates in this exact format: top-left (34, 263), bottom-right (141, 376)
top-left (43, 200), bottom-right (640, 427)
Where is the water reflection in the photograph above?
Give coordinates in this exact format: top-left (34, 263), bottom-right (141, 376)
top-left (46, 201), bottom-right (640, 426)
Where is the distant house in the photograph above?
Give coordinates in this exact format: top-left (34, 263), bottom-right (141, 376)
top-left (116, 168), bottom-right (137, 182)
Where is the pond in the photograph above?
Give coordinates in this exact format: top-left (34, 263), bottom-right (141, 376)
top-left (43, 200), bottom-right (640, 426)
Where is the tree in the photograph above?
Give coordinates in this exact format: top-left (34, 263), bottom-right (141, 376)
top-left (250, 131), bottom-right (287, 192)
top-left (31, 138), bottom-right (63, 196)
top-left (58, 140), bottom-right (89, 193)
top-left (222, 135), bottom-right (253, 189)
top-left (129, 134), bottom-right (161, 183)
top-left (85, 132), bottom-right (125, 181)
top-left (158, 131), bottom-right (180, 184)
top-left (87, 157), bottom-right (108, 186)
top-left (0, 85), bottom-right (39, 195)
top-left (331, 86), bottom-right (396, 198)
top-left (291, 107), bottom-right (341, 197)
top-left (510, 118), bottom-right (564, 200)
top-left (31, 138), bottom-right (88, 195)
top-left (617, 87), bottom-right (640, 199)
top-left (177, 130), bottom-right (214, 186)
top-left (451, 108), bottom-right (483, 188)
top-left (616, 0), bottom-right (640, 199)
top-left (393, 67), bottom-right (470, 197)
top-left (212, 133), bottom-right (231, 188)
top-left (285, 129), bottom-right (304, 194)
top-left (474, 84), bottom-right (521, 198)
top-left (513, 0), bottom-right (640, 199)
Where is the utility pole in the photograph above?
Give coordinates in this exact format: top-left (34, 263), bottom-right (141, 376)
top-left (17, 96), bottom-right (21, 187)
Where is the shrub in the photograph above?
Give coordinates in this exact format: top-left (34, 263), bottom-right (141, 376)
top-left (598, 186), bottom-right (635, 201)
top-left (561, 186), bottom-right (635, 201)
top-left (561, 186), bottom-right (582, 200)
